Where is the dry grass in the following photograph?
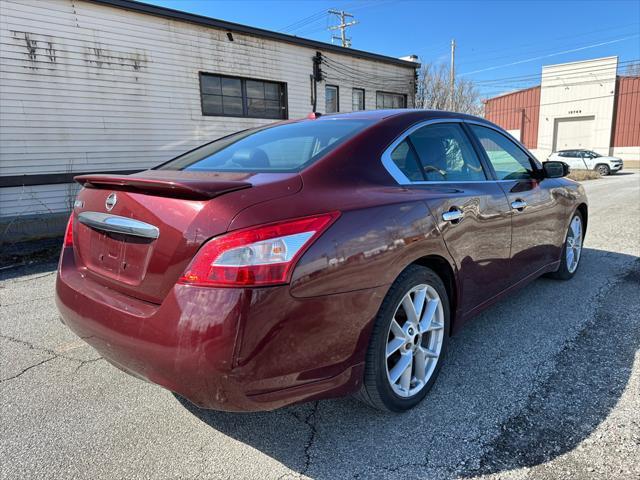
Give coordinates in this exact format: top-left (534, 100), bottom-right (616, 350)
top-left (568, 169), bottom-right (601, 181)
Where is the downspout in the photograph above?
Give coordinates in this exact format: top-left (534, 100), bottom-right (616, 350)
top-left (312, 51), bottom-right (323, 113)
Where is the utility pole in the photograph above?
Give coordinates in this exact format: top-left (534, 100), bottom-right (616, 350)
top-left (449, 38), bottom-right (456, 111)
top-left (328, 10), bottom-right (358, 48)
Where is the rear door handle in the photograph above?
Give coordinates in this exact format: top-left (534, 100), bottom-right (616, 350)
top-left (442, 208), bottom-right (464, 223)
top-left (511, 199), bottom-right (527, 211)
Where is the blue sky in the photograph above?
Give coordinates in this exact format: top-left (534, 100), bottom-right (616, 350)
top-left (145, 0), bottom-right (639, 97)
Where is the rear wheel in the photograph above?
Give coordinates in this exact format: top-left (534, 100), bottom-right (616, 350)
top-left (548, 211), bottom-right (584, 280)
top-left (595, 164), bottom-right (610, 176)
top-left (356, 265), bottom-right (449, 412)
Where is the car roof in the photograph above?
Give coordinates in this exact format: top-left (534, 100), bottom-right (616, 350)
top-left (316, 109), bottom-right (488, 123)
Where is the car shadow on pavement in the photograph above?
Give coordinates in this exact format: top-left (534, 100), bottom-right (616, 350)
top-left (178, 248), bottom-right (639, 479)
top-left (0, 260), bottom-right (58, 282)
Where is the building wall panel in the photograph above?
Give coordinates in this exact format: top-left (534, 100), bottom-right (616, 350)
top-left (484, 86), bottom-right (540, 150)
top-left (0, 0), bottom-right (416, 231)
top-left (612, 76), bottom-right (640, 148)
top-left (536, 57), bottom-right (618, 160)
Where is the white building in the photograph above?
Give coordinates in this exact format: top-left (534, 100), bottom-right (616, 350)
top-left (0, 0), bottom-right (419, 241)
top-left (485, 56), bottom-right (640, 163)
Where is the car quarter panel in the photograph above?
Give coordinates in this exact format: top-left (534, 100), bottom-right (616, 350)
top-left (289, 199), bottom-right (452, 297)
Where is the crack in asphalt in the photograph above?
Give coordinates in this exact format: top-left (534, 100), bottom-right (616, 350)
top-left (72, 356), bottom-right (105, 374)
top-left (0, 333), bottom-right (103, 382)
top-left (301, 401), bottom-right (320, 477)
top-left (0, 333), bottom-right (61, 356)
top-left (278, 402), bottom-right (320, 480)
top-left (10, 271), bottom-right (56, 283)
top-left (0, 355), bottom-right (58, 383)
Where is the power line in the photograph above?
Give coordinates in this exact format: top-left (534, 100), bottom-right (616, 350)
top-left (460, 34), bottom-right (640, 76)
top-left (291, 1), bottom-right (391, 39)
top-left (321, 66), bottom-right (412, 89)
top-left (321, 65), bottom-right (411, 89)
top-left (457, 24), bottom-right (640, 68)
top-left (472, 59), bottom-right (639, 86)
top-left (322, 56), bottom-right (415, 81)
top-left (277, 9), bottom-right (328, 33)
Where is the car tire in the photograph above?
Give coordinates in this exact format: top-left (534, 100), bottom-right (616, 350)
top-left (595, 164), bottom-right (610, 176)
top-left (547, 210), bottom-right (584, 280)
top-left (356, 265), bottom-right (450, 412)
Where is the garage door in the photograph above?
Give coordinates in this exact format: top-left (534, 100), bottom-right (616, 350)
top-left (553, 116), bottom-right (595, 151)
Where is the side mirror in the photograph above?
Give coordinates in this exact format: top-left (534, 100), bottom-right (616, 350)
top-left (543, 161), bottom-right (569, 178)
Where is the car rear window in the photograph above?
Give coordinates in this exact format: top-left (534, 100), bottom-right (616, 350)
top-left (158, 119), bottom-right (372, 172)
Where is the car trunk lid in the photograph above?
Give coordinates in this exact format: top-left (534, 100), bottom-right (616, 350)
top-left (71, 170), bottom-right (302, 304)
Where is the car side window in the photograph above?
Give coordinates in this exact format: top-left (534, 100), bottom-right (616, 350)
top-left (469, 125), bottom-right (535, 180)
top-left (408, 123), bottom-right (487, 182)
top-left (390, 139), bottom-right (424, 182)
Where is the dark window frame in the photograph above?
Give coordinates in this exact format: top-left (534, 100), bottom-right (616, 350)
top-left (325, 84), bottom-right (340, 113)
top-left (376, 91), bottom-right (407, 109)
top-left (199, 72), bottom-right (288, 120)
top-left (352, 87), bottom-right (365, 111)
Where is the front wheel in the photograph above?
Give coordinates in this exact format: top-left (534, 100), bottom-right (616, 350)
top-left (548, 211), bottom-right (584, 280)
top-left (356, 265), bottom-right (450, 412)
top-left (595, 164), bottom-right (610, 176)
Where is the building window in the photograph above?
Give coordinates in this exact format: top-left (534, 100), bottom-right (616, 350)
top-left (199, 73), bottom-right (287, 119)
top-left (352, 88), bottom-right (365, 111)
top-left (325, 85), bottom-right (339, 113)
top-left (376, 91), bottom-right (406, 109)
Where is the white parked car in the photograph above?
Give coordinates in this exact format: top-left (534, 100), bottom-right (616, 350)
top-left (548, 150), bottom-right (623, 176)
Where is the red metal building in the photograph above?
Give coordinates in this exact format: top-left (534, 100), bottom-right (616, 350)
top-left (484, 86), bottom-right (540, 150)
top-left (612, 76), bottom-right (640, 148)
top-left (484, 61), bottom-right (639, 162)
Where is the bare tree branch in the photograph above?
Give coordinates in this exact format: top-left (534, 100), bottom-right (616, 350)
top-left (415, 62), bottom-right (483, 115)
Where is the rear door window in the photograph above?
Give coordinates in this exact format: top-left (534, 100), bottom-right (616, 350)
top-left (408, 123), bottom-right (487, 182)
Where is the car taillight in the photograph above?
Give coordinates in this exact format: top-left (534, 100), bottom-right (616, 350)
top-left (179, 212), bottom-right (340, 287)
top-left (63, 214), bottom-right (74, 247)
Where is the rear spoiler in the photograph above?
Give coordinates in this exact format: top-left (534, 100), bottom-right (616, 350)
top-left (74, 173), bottom-right (251, 200)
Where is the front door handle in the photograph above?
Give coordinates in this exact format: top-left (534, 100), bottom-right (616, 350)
top-left (442, 208), bottom-right (464, 223)
top-left (511, 199), bottom-right (528, 211)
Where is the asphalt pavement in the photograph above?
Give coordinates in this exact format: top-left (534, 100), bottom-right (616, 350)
top-left (1, 171), bottom-right (639, 480)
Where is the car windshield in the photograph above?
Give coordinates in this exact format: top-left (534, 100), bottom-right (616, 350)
top-left (158, 119), bottom-right (372, 172)
top-left (588, 151), bottom-right (601, 157)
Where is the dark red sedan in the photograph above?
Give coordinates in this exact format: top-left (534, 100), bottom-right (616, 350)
top-left (56, 110), bottom-right (587, 412)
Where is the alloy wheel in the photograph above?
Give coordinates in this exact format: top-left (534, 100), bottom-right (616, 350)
top-left (385, 284), bottom-right (445, 398)
top-left (566, 215), bottom-right (583, 273)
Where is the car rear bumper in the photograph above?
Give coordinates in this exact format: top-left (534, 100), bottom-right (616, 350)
top-left (55, 248), bottom-right (383, 411)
